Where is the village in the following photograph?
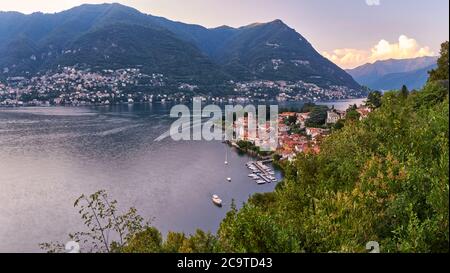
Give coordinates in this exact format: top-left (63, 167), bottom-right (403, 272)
top-left (231, 103), bottom-right (373, 162)
top-left (0, 66), bottom-right (367, 107)
top-left (233, 80), bottom-right (365, 102)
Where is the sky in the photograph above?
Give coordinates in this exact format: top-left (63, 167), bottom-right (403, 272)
top-left (0, 0), bottom-right (448, 69)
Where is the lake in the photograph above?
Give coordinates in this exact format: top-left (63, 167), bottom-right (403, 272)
top-left (0, 98), bottom-right (364, 252)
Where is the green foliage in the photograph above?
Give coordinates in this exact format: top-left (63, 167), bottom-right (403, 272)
top-left (333, 119), bottom-right (345, 130)
top-left (124, 228), bottom-right (217, 253)
top-left (217, 80), bottom-right (449, 253)
top-left (300, 102), bottom-right (318, 113)
top-left (345, 109), bottom-right (361, 122)
top-left (163, 232), bottom-right (187, 253)
top-left (44, 42), bottom-right (449, 253)
top-left (305, 105), bottom-right (328, 127)
top-left (401, 85), bottom-right (409, 98)
top-left (366, 91), bottom-right (383, 109)
top-left (217, 203), bottom-right (301, 253)
top-left (120, 227), bottom-right (163, 253)
top-left (428, 41), bottom-right (449, 82)
top-left (236, 140), bottom-right (271, 156)
top-left (40, 190), bottom-right (151, 253)
top-left (177, 230), bottom-right (217, 253)
top-left (286, 115), bottom-right (298, 125)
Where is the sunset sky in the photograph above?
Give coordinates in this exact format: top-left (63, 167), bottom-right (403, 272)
top-left (0, 0), bottom-right (448, 69)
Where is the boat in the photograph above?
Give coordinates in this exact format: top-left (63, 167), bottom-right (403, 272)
top-left (260, 174), bottom-right (271, 183)
top-left (256, 180), bottom-right (266, 185)
top-left (212, 195), bottom-right (223, 207)
top-left (225, 147), bottom-right (228, 165)
top-left (227, 177), bottom-right (232, 182)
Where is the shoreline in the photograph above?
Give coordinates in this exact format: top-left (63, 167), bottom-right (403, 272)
top-left (0, 97), bottom-right (368, 109)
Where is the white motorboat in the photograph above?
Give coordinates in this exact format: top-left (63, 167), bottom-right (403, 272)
top-left (212, 195), bottom-right (223, 207)
top-left (227, 177), bottom-right (232, 182)
top-left (256, 180), bottom-right (266, 185)
top-left (225, 147), bottom-right (228, 165)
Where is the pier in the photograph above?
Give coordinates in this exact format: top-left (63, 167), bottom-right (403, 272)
top-left (245, 160), bottom-right (278, 184)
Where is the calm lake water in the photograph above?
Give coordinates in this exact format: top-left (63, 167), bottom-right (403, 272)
top-left (0, 99), bottom-right (364, 252)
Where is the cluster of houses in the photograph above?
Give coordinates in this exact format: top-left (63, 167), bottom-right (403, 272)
top-left (0, 67), bottom-right (169, 106)
top-left (233, 80), bottom-right (366, 102)
top-left (277, 112), bottom-right (327, 160)
top-left (232, 104), bottom-right (373, 161)
top-left (0, 64), bottom-right (368, 107)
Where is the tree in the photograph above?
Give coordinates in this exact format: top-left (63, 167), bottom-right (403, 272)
top-left (163, 232), bottom-right (187, 253)
top-left (121, 227), bottom-right (163, 253)
top-left (428, 41), bottom-right (449, 82)
top-left (40, 190), bottom-right (151, 253)
top-left (400, 85), bottom-right (409, 98)
top-left (300, 102), bottom-right (317, 113)
top-left (346, 109), bottom-right (361, 122)
top-left (333, 119), bottom-right (345, 130)
top-left (366, 91), bottom-right (382, 109)
top-left (305, 105), bottom-right (328, 127)
top-left (178, 230), bottom-right (217, 253)
top-left (286, 115), bottom-right (297, 125)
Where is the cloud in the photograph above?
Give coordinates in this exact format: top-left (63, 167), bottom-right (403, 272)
top-left (322, 35), bottom-right (435, 69)
top-left (365, 0), bottom-right (381, 6)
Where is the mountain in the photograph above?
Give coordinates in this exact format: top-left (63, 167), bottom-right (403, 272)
top-left (346, 56), bottom-right (438, 91)
top-left (0, 4), bottom-right (226, 83)
top-left (0, 3), bottom-right (362, 93)
top-left (148, 17), bottom-right (361, 89)
top-left (212, 20), bottom-right (361, 89)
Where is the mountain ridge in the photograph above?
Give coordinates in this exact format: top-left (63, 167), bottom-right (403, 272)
top-left (0, 3), bottom-right (363, 94)
top-left (347, 56), bottom-right (438, 90)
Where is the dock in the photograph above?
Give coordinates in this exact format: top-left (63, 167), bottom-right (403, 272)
top-left (245, 160), bottom-right (278, 184)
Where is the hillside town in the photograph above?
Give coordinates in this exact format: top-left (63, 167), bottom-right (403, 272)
top-left (0, 66), bottom-right (367, 107)
top-left (233, 80), bottom-right (365, 102)
top-left (231, 103), bottom-right (373, 161)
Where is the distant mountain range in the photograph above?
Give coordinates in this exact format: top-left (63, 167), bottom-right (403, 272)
top-left (0, 3), bottom-right (362, 93)
top-left (346, 56), bottom-right (438, 91)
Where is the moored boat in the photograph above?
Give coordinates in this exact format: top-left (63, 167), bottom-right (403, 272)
top-left (212, 195), bottom-right (223, 206)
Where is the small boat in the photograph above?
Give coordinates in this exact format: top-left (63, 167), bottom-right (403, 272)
top-left (227, 177), bottom-right (232, 182)
top-left (256, 180), bottom-right (266, 185)
top-left (225, 146), bottom-right (229, 165)
top-left (212, 195), bottom-right (223, 207)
